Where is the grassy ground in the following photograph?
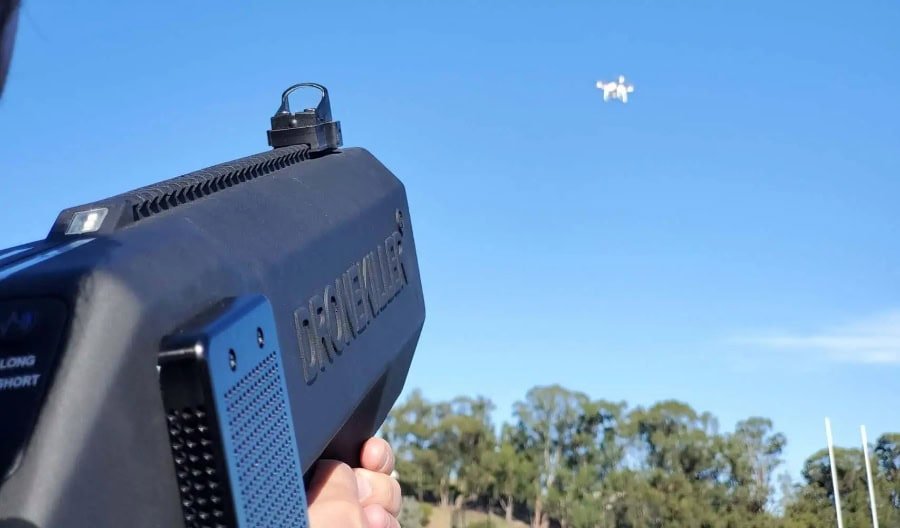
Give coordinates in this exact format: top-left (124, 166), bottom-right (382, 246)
top-left (426, 505), bottom-right (530, 528)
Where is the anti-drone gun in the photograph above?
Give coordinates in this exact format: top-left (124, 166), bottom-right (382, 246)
top-left (0, 83), bottom-right (426, 528)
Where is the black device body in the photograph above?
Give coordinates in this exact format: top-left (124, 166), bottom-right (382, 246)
top-left (0, 85), bottom-right (425, 527)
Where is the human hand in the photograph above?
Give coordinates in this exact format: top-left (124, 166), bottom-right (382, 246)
top-left (306, 437), bottom-right (401, 528)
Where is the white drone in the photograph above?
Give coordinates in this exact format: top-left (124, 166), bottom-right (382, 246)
top-left (596, 75), bottom-right (634, 103)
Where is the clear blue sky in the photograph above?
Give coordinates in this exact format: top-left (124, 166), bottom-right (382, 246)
top-left (1, 1), bottom-right (898, 482)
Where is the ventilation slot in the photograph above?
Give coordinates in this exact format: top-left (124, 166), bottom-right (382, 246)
top-left (129, 144), bottom-right (309, 222)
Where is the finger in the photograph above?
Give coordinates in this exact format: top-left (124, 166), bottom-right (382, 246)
top-left (307, 460), bottom-right (367, 528)
top-left (309, 500), bottom-right (368, 528)
top-left (355, 468), bottom-right (402, 516)
top-left (360, 437), bottom-right (394, 475)
top-left (363, 505), bottom-right (401, 528)
top-left (307, 459), bottom-right (359, 504)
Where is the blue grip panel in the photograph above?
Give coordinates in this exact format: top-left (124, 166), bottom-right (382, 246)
top-left (206, 296), bottom-right (308, 528)
top-left (224, 352), bottom-right (307, 527)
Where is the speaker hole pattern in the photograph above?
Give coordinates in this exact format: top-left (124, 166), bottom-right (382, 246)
top-left (166, 406), bottom-right (229, 528)
top-left (224, 352), bottom-right (307, 528)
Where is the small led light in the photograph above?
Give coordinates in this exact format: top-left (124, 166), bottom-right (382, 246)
top-left (66, 208), bottom-right (109, 235)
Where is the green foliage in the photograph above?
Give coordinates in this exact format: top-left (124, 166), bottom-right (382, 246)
top-left (466, 520), bottom-right (497, 528)
top-left (726, 417), bottom-right (788, 513)
top-left (384, 386), bottom-right (898, 528)
top-left (784, 445), bottom-right (900, 527)
top-left (420, 501), bottom-right (433, 526)
top-left (398, 496), bottom-right (425, 528)
top-left (875, 432), bottom-right (900, 508)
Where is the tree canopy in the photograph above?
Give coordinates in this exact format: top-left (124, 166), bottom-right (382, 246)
top-left (384, 385), bottom-right (896, 528)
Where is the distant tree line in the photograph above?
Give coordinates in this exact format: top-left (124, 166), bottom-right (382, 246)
top-left (382, 385), bottom-right (900, 528)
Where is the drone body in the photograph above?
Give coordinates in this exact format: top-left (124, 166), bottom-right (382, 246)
top-left (596, 75), bottom-right (634, 103)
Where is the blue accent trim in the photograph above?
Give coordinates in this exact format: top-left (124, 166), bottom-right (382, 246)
top-left (0, 245), bottom-right (33, 261)
top-left (0, 239), bottom-right (94, 281)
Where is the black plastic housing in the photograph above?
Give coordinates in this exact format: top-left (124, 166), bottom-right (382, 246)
top-left (0, 144), bottom-right (426, 527)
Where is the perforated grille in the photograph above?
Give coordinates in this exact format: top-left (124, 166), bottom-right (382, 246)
top-left (224, 352), bottom-right (308, 528)
top-left (166, 406), bottom-right (230, 527)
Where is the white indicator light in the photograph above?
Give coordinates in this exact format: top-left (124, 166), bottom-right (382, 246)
top-left (66, 208), bottom-right (109, 235)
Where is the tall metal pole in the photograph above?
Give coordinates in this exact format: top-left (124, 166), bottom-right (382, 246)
top-left (825, 418), bottom-right (845, 528)
top-left (861, 425), bottom-right (880, 528)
